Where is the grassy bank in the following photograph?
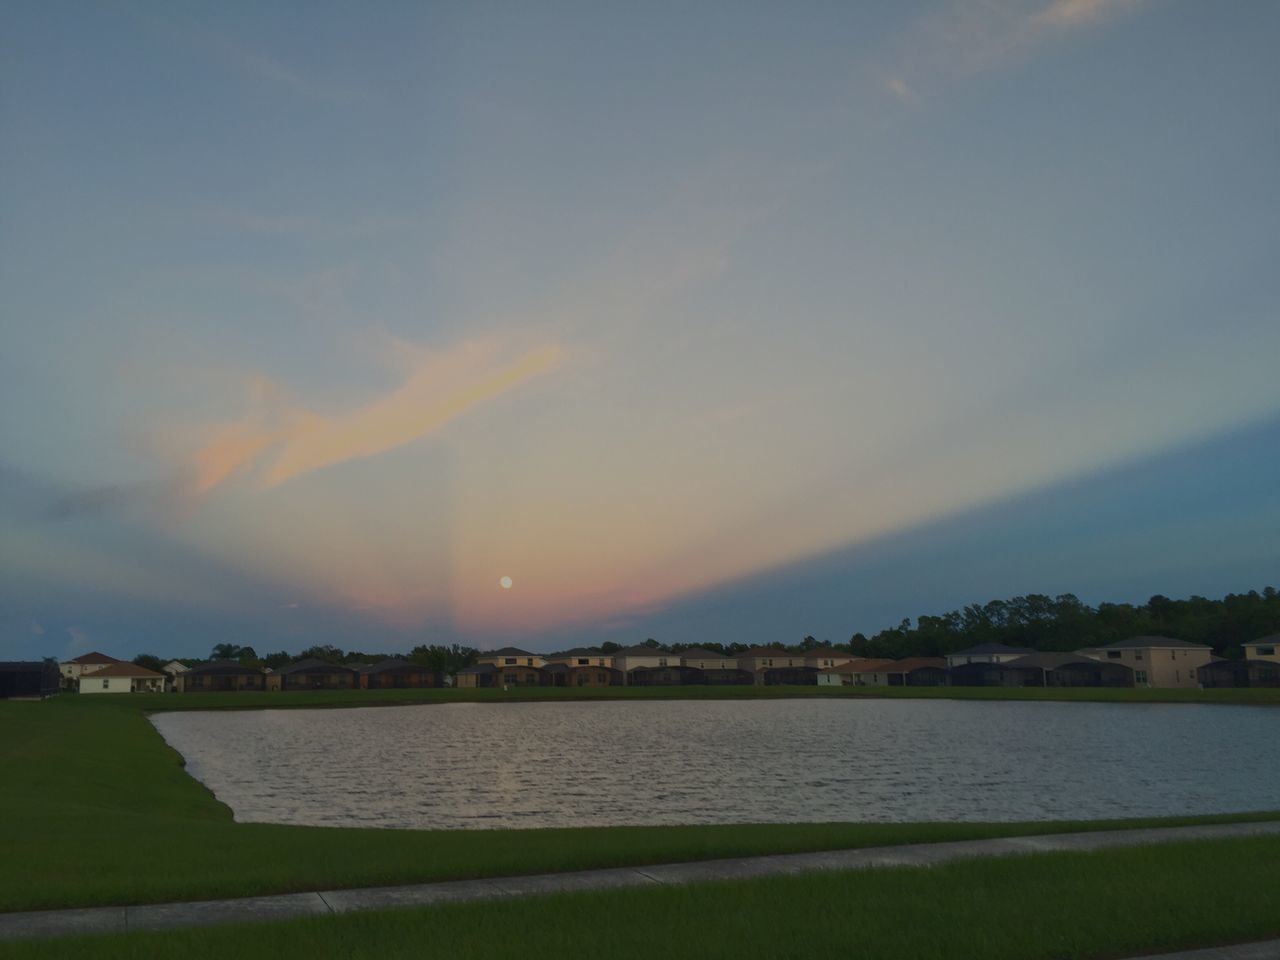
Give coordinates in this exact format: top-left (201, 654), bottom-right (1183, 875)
top-left (47, 681), bottom-right (1280, 713)
top-left (5, 835), bottom-right (1278, 959)
top-left (2, 694), bottom-right (1278, 914)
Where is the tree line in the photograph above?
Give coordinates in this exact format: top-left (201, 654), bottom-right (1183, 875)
top-left (131, 585), bottom-right (1279, 674)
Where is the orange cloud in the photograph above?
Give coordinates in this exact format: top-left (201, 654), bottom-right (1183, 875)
top-left (186, 338), bottom-right (565, 494)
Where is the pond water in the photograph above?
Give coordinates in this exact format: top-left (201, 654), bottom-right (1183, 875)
top-left (151, 698), bottom-right (1280, 829)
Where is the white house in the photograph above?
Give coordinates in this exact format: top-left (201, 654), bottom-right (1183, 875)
top-left (1245, 636), bottom-right (1278, 662)
top-left (803, 649), bottom-right (855, 670)
top-left (78, 662), bottom-right (166, 694)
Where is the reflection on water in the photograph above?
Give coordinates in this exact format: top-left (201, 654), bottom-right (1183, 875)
top-left (151, 698), bottom-right (1280, 829)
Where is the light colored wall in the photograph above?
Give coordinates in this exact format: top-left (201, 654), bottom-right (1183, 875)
top-left (78, 675), bottom-right (134, 694)
top-left (805, 653), bottom-right (854, 669)
top-left (739, 654), bottom-right (807, 671)
top-left (1245, 643), bottom-right (1278, 662)
top-left (477, 654), bottom-right (546, 668)
top-left (816, 673), bottom-right (845, 686)
top-left (681, 655), bottom-right (738, 670)
top-left (1078, 646), bottom-right (1212, 688)
top-left (545, 655), bottom-right (612, 668)
top-left (945, 653), bottom-right (1026, 667)
top-left (613, 653), bottom-right (671, 672)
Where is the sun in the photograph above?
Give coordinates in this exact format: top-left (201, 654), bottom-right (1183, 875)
top-left (499, 576), bottom-right (513, 590)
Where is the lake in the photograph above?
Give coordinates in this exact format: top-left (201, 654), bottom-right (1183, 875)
top-left (151, 698), bottom-right (1280, 829)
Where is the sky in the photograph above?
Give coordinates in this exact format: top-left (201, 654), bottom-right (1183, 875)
top-left (2, 1), bottom-right (1278, 661)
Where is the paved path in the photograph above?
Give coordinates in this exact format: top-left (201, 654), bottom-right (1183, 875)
top-left (1123, 942), bottom-right (1280, 960)
top-left (1, 820), bottom-right (1277, 944)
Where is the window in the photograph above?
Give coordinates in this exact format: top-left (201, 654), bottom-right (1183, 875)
top-left (1134, 651), bottom-right (1144, 661)
top-left (1171, 651), bottom-right (1177, 660)
top-left (1107, 651), bottom-right (1122, 659)
top-left (1135, 670), bottom-right (1148, 685)
top-left (526, 658), bottom-right (534, 666)
top-left (102, 679), bottom-right (109, 689)
top-left (576, 658), bottom-right (589, 666)
top-left (504, 673), bottom-right (517, 685)
top-left (1257, 645), bottom-right (1275, 656)
top-left (659, 657), bottom-right (668, 666)
top-left (504, 658), bottom-right (516, 666)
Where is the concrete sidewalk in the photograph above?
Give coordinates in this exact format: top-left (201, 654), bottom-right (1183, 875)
top-left (1, 820), bottom-right (1277, 943)
top-left (1125, 941), bottom-right (1280, 960)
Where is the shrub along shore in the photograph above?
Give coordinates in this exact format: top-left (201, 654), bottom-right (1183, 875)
top-left (2, 691), bottom-right (1278, 917)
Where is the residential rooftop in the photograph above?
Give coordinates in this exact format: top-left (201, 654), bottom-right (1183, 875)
top-left (80, 662), bottom-right (163, 678)
top-left (950, 643), bottom-right (1036, 656)
top-left (1085, 636), bottom-right (1210, 650)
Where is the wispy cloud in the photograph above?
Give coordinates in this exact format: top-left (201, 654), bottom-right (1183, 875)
top-left (881, 0), bottom-right (1145, 101)
top-left (185, 337), bottom-right (566, 494)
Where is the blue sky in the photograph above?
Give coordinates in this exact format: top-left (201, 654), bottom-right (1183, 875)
top-left (2, 1), bottom-right (1277, 659)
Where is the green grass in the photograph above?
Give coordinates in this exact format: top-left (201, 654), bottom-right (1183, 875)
top-left (2, 694), bottom-right (1278, 914)
top-left (5, 835), bottom-right (1278, 959)
top-left (64, 682), bottom-right (1280, 712)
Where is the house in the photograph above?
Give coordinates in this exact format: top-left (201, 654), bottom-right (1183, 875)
top-left (847, 658), bottom-right (900, 686)
top-left (0, 661), bottom-right (60, 698)
top-left (994, 653), bottom-right (1133, 688)
top-left (78, 662), bottom-right (165, 694)
top-left (1076, 637), bottom-right (1212, 688)
top-left (454, 664), bottom-right (498, 688)
top-left (160, 660), bottom-right (189, 692)
top-left (679, 648), bottom-right (739, 670)
top-left (544, 648), bottom-right (614, 669)
top-left (476, 647), bottom-right (546, 669)
top-left (627, 665), bottom-right (706, 686)
top-left (816, 661), bottom-right (867, 686)
top-left (697, 668), bottom-right (755, 685)
top-left (1244, 636), bottom-right (1279, 662)
top-left (802, 648), bottom-right (855, 671)
top-left (541, 663), bottom-right (622, 687)
top-left (176, 660), bottom-right (267, 692)
top-left (269, 658), bottom-right (358, 691)
top-left (736, 647), bottom-right (809, 678)
top-left (759, 666), bottom-right (820, 685)
top-left (58, 651), bottom-right (123, 691)
top-left (1198, 658), bottom-right (1280, 689)
top-left (357, 659), bottom-right (440, 689)
top-left (611, 645), bottom-right (675, 676)
top-left (944, 643), bottom-right (1035, 668)
top-left (853, 658), bottom-right (948, 686)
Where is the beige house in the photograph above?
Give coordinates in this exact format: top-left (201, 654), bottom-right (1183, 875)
top-left (803, 648), bottom-right (855, 670)
top-left (476, 647), bottom-right (546, 669)
top-left (1244, 636), bottom-right (1278, 662)
top-left (736, 647), bottom-right (809, 673)
top-left (59, 651), bottom-right (123, 690)
top-left (848, 658), bottom-right (904, 686)
top-left (817, 661), bottom-right (867, 686)
top-left (78, 662), bottom-right (165, 694)
top-left (611, 645), bottom-right (675, 680)
top-left (679, 648), bottom-right (739, 670)
top-left (1076, 636), bottom-right (1212, 688)
top-left (544, 648), bottom-right (614, 668)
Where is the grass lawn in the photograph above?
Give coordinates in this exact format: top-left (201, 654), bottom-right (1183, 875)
top-left (4, 835), bottom-right (1278, 959)
top-left (1, 693), bottom-right (1277, 914)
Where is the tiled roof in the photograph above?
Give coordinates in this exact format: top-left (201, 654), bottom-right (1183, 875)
top-left (66, 651), bottom-right (120, 665)
top-left (80, 662), bottom-right (163, 678)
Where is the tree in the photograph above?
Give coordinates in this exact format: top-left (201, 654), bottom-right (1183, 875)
top-left (210, 643), bottom-right (243, 661)
top-left (298, 644), bottom-right (344, 664)
top-left (599, 641), bottom-right (621, 654)
top-left (132, 653), bottom-right (164, 673)
top-left (643, 638), bottom-right (660, 648)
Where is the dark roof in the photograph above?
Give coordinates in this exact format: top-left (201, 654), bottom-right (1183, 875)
top-left (65, 651), bottom-right (121, 665)
top-left (950, 643), bottom-right (1036, 657)
top-left (277, 658), bottom-right (358, 675)
top-left (187, 659), bottom-right (266, 676)
top-left (1247, 635), bottom-right (1279, 645)
top-left (541, 663), bottom-right (570, 674)
top-left (548, 647), bottom-right (604, 657)
top-left (614, 645), bottom-right (667, 656)
top-left (739, 646), bottom-right (792, 657)
top-left (81, 662), bottom-right (164, 679)
top-left (679, 648), bottom-right (729, 659)
top-left (1090, 636), bottom-right (1210, 650)
top-left (0, 661), bottom-right (53, 672)
top-left (482, 647), bottom-right (537, 657)
top-left (356, 659), bottom-right (432, 675)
